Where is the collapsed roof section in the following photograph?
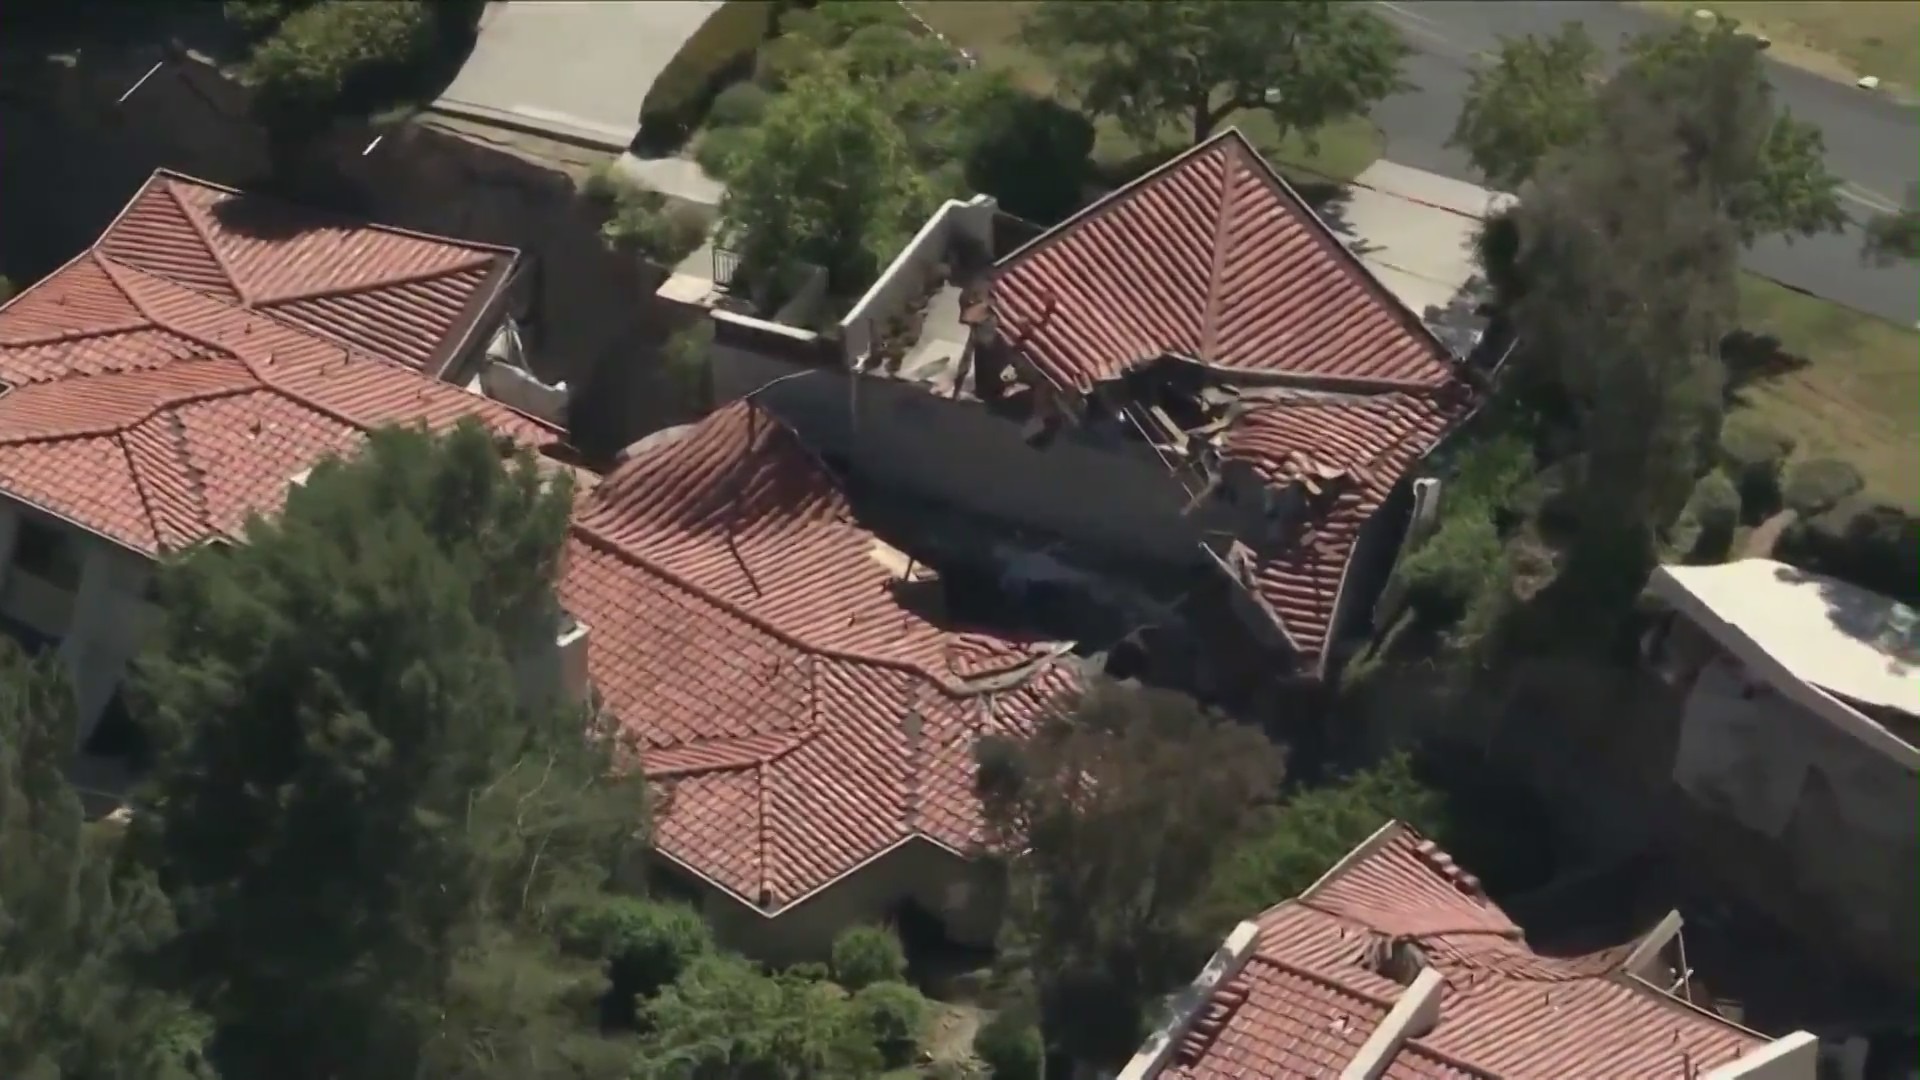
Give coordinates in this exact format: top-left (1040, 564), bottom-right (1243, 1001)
top-left (980, 131), bottom-right (1484, 669)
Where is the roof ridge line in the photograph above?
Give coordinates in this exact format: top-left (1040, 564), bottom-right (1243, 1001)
top-left (1198, 140), bottom-right (1241, 362)
top-left (249, 254), bottom-right (499, 310)
top-left (161, 177), bottom-right (254, 306)
top-left (569, 517), bottom-right (1055, 697)
top-left (112, 433), bottom-right (169, 555)
top-left (0, 362), bottom-right (263, 447)
top-left (0, 251), bottom-right (153, 349)
top-left (152, 168), bottom-right (525, 259)
top-left (164, 408), bottom-right (216, 545)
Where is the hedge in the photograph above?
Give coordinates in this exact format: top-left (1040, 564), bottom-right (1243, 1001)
top-left (830, 924), bottom-right (908, 991)
top-left (637, 0), bottom-right (777, 150)
top-left (238, 0), bottom-right (478, 133)
top-left (1716, 416), bottom-right (1793, 521)
top-left (1781, 457), bottom-right (1864, 518)
top-left (1677, 471), bottom-right (1741, 564)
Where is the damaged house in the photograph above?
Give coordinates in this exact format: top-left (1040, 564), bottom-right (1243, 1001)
top-left (707, 130), bottom-right (1494, 694)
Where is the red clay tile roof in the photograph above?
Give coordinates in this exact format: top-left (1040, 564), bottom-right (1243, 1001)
top-left (986, 131), bottom-right (1479, 672)
top-left (1218, 387), bottom-right (1472, 667)
top-left (561, 402), bottom-right (1076, 911)
top-left (1160, 824), bottom-right (1765, 1080)
top-left (990, 129), bottom-right (1457, 397)
top-left (92, 171), bottom-right (515, 376)
top-left (0, 175), bottom-right (557, 555)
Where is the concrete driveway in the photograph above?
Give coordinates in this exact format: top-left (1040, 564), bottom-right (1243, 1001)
top-left (434, 1), bottom-right (723, 150)
top-left (1328, 160), bottom-right (1515, 356)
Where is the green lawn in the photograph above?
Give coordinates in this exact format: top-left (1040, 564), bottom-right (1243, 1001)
top-left (1730, 273), bottom-right (1920, 508)
top-left (1637, 1), bottom-right (1919, 92)
top-left (908, 0), bottom-right (1384, 185)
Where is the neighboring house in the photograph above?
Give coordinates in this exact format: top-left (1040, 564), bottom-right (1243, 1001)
top-left (0, 170), bottom-right (572, 746)
top-left (1644, 558), bottom-right (1920, 988)
top-left (1123, 821), bottom-right (1818, 1080)
top-left (707, 130), bottom-right (1489, 685)
top-left (562, 400), bottom-right (1079, 960)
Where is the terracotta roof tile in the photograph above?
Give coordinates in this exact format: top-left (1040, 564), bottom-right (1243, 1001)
top-left (1219, 388), bottom-right (1470, 665)
top-left (0, 174), bottom-right (558, 555)
top-left (1161, 824), bottom-right (1766, 1080)
top-left (564, 402), bottom-right (1075, 910)
top-left (990, 130), bottom-right (1455, 395)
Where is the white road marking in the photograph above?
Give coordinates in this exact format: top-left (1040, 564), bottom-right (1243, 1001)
top-left (1374, 0), bottom-right (1443, 29)
top-left (1840, 183), bottom-right (1902, 215)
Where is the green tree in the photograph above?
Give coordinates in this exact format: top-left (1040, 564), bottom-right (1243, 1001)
top-left (1449, 24), bottom-right (1603, 192)
top-left (975, 680), bottom-right (1283, 1070)
top-left (0, 642), bottom-right (214, 1080)
top-left (830, 925), bottom-right (907, 992)
top-left (132, 422), bottom-right (646, 1080)
top-left (1023, 0), bottom-right (1407, 147)
top-left (1501, 84), bottom-right (1738, 648)
top-left (419, 926), bottom-right (632, 1080)
top-left (631, 954), bottom-right (884, 1079)
top-left (718, 69), bottom-right (933, 300)
top-left (1193, 753), bottom-right (1453, 935)
top-left (241, 0), bottom-right (438, 139)
top-left (1452, 19), bottom-right (1843, 244)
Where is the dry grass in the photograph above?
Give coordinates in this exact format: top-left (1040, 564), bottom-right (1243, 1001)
top-left (908, 0), bottom-right (1384, 184)
top-left (1637, 2), bottom-right (1920, 91)
top-left (1730, 273), bottom-right (1920, 508)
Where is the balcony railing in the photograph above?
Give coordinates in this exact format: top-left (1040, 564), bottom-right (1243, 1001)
top-left (712, 246), bottom-right (743, 291)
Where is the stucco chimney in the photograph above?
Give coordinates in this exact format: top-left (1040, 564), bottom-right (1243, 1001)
top-left (1339, 967), bottom-right (1446, 1080)
top-left (556, 614), bottom-right (590, 707)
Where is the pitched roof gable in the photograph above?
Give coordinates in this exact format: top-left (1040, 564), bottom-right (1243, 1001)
top-left (989, 129), bottom-right (1457, 395)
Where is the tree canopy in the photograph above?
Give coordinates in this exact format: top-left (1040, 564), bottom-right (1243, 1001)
top-left (976, 679), bottom-right (1283, 1069)
top-left (130, 421), bottom-right (645, 1080)
top-left (1024, 0), bottom-right (1407, 147)
top-left (630, 954), bottom-right (885, 1080)
top-left (718, 68), bottom-right (933, 302)
top-left (1864, 185), bottom-right (1920, 265)
top-left (1451, 19), bottom-right (1843, 245)
top-left (0, 642), bottom-right (214, 1080)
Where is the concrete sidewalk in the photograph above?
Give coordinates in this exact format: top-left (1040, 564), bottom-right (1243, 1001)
top-left (433, 1), bottom-right (722, 151)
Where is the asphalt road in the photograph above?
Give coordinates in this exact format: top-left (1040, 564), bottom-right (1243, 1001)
top-left (1367, 0), bottom-right (1920, 326)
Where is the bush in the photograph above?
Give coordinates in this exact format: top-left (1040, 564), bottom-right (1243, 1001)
top-left (241, 0), bottom-right (438, 132)
top-left (1717, 417), bottom-right (1794, 521)
top-left (1397, 513), bottom-right (1503, 627)
top-left (694, 124), bottom-right (756, 182)
top-left (1781, 457), bottom-right (1864, 518)
top-left (709, 81), bottom-right (773, 128)
top-left (1676, 471), bottom-right (1741, 563)
top-left (781, 0), bottom-right (910, 49)
top-left (973, 1011), bottom-right (1043, 1080)
top-left (753, 32), bottom-right (827, 88)
top-left (223, 0), bottom-right (314, 34)
top-left (559, 897), bottom-right (713, 1005)
top-left (638, 0), bottom-right (776, 150)
top-left (849, 981), bottom-right (930, 1068)
top-left (1777, 496), bottom-right (1920, 604)
top-left (830, 925), bottom-right (907, 991)
top-left (600, 187), bottom-right (711, 266)
top-left (662, 320), bottom-right (716, 410)
top-left (962, 85), bottom-right (1095, 225)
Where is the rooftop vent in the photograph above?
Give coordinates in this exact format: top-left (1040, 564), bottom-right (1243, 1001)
top-left (1359, 934), bottom-right (1429, 987)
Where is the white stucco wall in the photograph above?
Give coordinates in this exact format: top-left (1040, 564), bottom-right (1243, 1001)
top-left (712, 345), bottom-right (1234, 568)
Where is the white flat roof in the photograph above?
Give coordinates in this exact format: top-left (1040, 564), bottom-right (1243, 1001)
top-left (1653, 559), bottom-right (1920, 721)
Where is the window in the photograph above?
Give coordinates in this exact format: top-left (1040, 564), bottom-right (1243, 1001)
top-left (11, 517), bottom-right (84, 590)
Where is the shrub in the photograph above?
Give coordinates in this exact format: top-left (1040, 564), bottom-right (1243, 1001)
top-left (1397, 513), bottom-right (1503, 627)
top-left (638, 0), bottom-right (776, 150)
top-left (753, 32), bottom-right (826, 88)
top-left (1777, 496), bottom-right (1920, 604)
top-left (661, 319), bottom-right (716, 410)
top-left (781, 0), bottom-right (910, 49)
top-left (223, 0), bottom-right (314, 34)
top-left (709, 81), bottom-right (773, 128)
top-left (559, 896), bottom-right (713, 1004)
top-left (693, 124), bottom-right (755, 182)
top-left (830, 925), bottom-right (907, 991)
top-left (1676, 470), bottom-right (1741, 563)
top-left (962, 85), bottom-right (1095, 225)
top-left (600, 187), bottom-right (711, 266)
top-left (241, 0), bottom-right (438, 132)
top-left (973, 1011), bottom-right (1043, 1080)
top-left (1781, 457), bottom-right (1864, 518)
top-left (849, 981), bottom-right (930, 1068)
top-left (1717, 417), bottom-right (1794, 521)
